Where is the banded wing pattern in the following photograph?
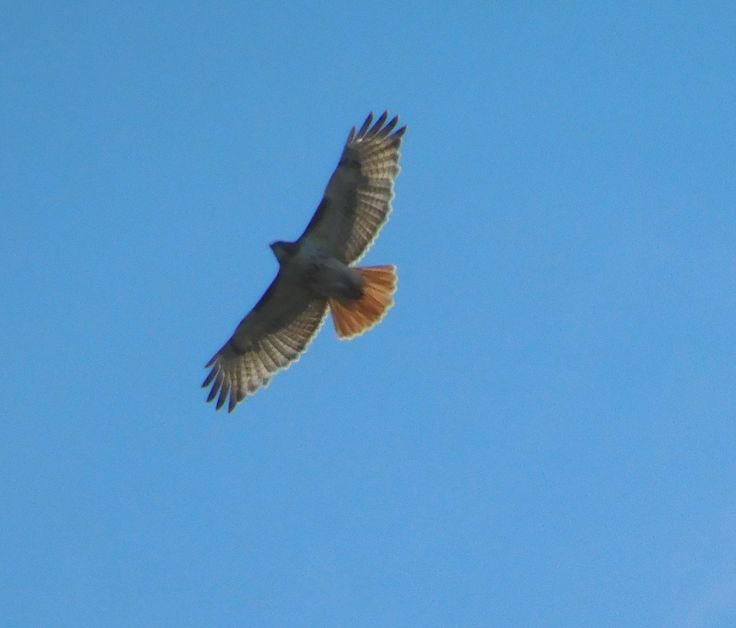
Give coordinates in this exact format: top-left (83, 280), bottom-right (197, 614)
top-left (300, 111), bottom-right (406, 264)
top-left (203, 282), bottom-right (327, 411)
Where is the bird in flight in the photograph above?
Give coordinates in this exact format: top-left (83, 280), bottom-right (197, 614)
top-left (203, 112), bottom-right (406, 412)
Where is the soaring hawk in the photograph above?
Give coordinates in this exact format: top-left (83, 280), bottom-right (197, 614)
top-left (203, 112), bottom-right (406, 412)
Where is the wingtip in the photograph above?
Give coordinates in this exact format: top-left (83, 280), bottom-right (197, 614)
top-left (350, 111), bottom-right (408, 144)
top-left (216, 382), bottom-right (230, 410)
top-left (202, 368), bottom-right (216, 388)
top-left (346, 126), bottom-right (356, 144)
top-left (358, 112), bottom-right (373, 136)
top-left (380, 115), bottom-right (399, 136)
top-left (369, 111), bottom-right (388, 135)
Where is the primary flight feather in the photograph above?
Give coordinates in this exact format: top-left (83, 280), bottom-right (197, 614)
top-left (203, 112), bottom-right (406, 412)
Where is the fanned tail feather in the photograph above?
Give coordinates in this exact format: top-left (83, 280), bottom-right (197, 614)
top-left (328, 265), bottom-right (397, 339)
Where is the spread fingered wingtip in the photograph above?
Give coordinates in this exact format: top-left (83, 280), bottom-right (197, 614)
top-left (368, 111), bottom-right (388, 135)
top-left (358, 113), bottom-right (374, 136)
top-left (216, 382), bottom-right (230, 410)
top-left (379, 115), bottom-right (399, 137)
top-left (202, 367), bottom-right (217, 388)
top-left (349, 111), bottom-right (407, 145)
top-left (206, 372), bottom-right (223, 402)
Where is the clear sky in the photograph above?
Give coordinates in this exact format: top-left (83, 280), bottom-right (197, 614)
top-left (2, 3), bottom-right (735, 627)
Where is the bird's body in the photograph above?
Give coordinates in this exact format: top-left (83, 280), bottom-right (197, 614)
top-left (203, 112), bottom-right (405, 412)
top-left (270, 239), bottom-right (364, 301)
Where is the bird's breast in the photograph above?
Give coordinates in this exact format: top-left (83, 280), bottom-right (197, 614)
top-left (290, 248), bottom-right (363, 301)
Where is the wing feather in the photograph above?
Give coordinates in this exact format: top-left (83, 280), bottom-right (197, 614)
top-left (299, 112), bottom-right (406, 264)
top-left (203, 273), bottom-right (328, 412)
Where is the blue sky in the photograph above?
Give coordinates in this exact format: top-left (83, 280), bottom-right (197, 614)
top-left (2, 3), bottom-right (735, 626)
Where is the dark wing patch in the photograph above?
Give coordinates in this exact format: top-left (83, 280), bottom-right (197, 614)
top-left (203, 274), bottom-right (328, 412)
top-left (299, 112), bottom-right (406, 264)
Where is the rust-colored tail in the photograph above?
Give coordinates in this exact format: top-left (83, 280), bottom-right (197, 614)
top-left (328, 265), bottom-right (397, 339)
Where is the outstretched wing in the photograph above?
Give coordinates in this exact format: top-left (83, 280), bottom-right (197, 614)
top-left (203, 274), bottom-right (328, 412)
top-left (299, 111), bottom-right (406, 264)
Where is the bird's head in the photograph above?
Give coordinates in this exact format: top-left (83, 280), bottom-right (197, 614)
top-left (270, 240), bottom-right (299, 265)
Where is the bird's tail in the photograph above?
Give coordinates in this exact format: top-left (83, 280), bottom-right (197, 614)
top-left (328, 265), bottom-right (397, 339)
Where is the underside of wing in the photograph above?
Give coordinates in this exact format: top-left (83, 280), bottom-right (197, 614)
top-left (203, 275), bottom-right (328, 412)
top-left (299, 111), bottom-right (406, 264)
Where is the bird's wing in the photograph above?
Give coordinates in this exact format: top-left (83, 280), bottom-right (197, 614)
top-left (203, 273), bottom-right (328, 412)
top-left (298, 112), bottom-right (406, 264)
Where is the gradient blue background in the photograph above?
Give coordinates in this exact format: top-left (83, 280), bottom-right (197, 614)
top-left (3, 3), bottom-right (735, 626)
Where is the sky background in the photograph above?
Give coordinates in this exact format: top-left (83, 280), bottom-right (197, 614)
top-left (2, 3), bottom-right (735, 627)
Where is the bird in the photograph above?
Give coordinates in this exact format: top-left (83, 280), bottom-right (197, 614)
top-left (202, 111), bottom-right (406, 412)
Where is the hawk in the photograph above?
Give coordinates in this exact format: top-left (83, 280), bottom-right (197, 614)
top-left (203, 112), bottom-right (406, 412)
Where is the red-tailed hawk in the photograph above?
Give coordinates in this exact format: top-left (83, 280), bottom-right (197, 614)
top-left (203, 112), bottom-right (406, 412)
